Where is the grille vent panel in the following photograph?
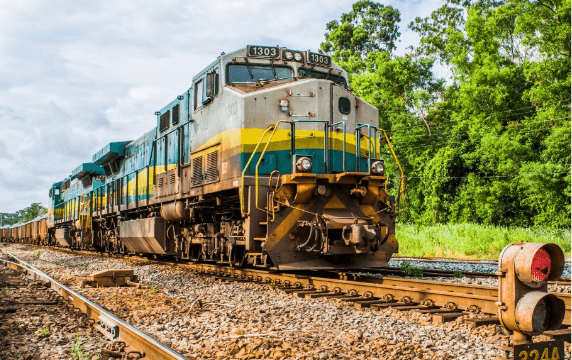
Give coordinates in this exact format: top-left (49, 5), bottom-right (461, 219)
top-left (169, 173), bottom-right (176, 184)
top-left (160, 111), bottom-right (170, 132)
top-left (158, 176), bottom-right (164, 188)
top-left (191, 156), bottom-right (203, 187)
top-left (172, 104), bottom-right (179, 125)
top-left (205, 151), bottom-right (219, 183)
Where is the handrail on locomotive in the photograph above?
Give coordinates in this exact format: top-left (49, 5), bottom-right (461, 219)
top-left (240, 119), bottom-right (407, 221)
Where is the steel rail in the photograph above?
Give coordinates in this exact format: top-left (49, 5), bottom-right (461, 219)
top-left (391, 255), bottom-right (572, 264)
top-left (1, 251), bottom-right (188, 360)
top-left (362, 267), bottom-right (572, 284)
top-left (364, 266), bottom-right (498, 278)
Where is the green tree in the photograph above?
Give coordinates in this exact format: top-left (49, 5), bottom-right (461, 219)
top-left (0, 213), bottom-right (19, 226)
top-left (319, 0), bottom-right (401, 73)
top-left (407, 0), bottom-right (570, 227)
top-left (18, 203), bottom-right (48, 223)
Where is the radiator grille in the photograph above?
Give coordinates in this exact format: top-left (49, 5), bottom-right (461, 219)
top-left (160, 111), bottom-right (170, 132)
top-left (205, 151), bottom-right (219, 183)
top-left (169, 172), bottom-right (176, 184)
top-left (158, 176), bottom-right (163, 188)
top-left (172, 104), bottom-right (179, 125)
top-left (191, 156), bottom-right (203, 187)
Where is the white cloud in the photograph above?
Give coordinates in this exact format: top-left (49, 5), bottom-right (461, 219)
top-left (0, 0), bottom-right (445, 212)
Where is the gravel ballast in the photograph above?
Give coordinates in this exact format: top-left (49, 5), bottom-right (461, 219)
top-left (2, 244), bottom-right (570, 360)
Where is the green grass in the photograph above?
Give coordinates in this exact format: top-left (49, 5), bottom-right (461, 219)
top-left (400, 261), bottom-right (423, 277)
top-left (71, 335), bottom-right (100, 360)
top-left (395, 223), bottom-right (571, 259)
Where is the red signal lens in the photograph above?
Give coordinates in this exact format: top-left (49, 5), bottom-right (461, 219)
top-left (531, 249), bottom-right (551, 282)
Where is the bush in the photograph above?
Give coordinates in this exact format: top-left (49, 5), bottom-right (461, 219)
top-left (395, 223), bottom-right (571, 259)
top-left (400, 261), bottom-right (423, 277)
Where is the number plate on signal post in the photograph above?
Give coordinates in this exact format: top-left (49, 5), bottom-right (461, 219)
top-left (513, 340), bottom-right (564, 360)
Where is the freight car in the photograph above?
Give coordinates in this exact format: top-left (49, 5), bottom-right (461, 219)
top-left (5, 225), bottom-right (13, 242)
top-left (0, 215), bottom-right (48, 245)
top-left (31, 215), bottom-right (48, 245)
top-left (35, 45), bottom-right (404, 270)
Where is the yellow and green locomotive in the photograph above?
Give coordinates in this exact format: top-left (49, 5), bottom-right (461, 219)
top-left (45, 45), bottom-right (403, 270)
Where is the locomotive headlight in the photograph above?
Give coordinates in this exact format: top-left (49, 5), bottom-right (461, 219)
top-left (284, 51), bottom-right (293, 60)
top-left (296, 157), bottom-right (312, 172)
top-left (294, 52), bottom-right (302, 61)
top-left (371, 160), bottom-right (385, 175)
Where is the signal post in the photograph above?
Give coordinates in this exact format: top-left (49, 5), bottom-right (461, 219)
top-left (496, 242), bottom-right (567, 359)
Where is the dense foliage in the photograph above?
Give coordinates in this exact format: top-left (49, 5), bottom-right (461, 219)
top-left (321, 0), bottom-right (571, 228)
top-left (0, 203), bottom-right (47, 226)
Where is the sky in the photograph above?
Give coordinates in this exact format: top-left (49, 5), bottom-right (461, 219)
top-left (0, 0), bottom-right (446, 213)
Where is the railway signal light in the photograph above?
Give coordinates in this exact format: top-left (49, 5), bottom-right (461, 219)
top-left (497, 242), bottom-right (565, 343)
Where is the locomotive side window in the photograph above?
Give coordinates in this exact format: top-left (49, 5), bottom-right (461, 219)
top-left (227, 64), bottom-right (292, 83)
top-left (194, 80), bottom-right (204, 110)
top-left (206, 72), bottom-right (215, 98)
top-left (194, 68), bottom-right (220, 110)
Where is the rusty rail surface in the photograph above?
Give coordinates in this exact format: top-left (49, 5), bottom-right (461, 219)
top-left (0, 251), bottom-right (188, 360)
top-left (362, 266), bottom-right (572, 285)
top-left (392, 255), bottom-right (572, 263)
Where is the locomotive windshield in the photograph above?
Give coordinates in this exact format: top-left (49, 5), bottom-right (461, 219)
top-left (298, 68), bottom-right (347, 87)
top-left (228, 64), bottom-right (293, 83)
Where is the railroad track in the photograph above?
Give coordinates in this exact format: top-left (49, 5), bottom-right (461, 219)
top-left (6, 244), bottom-right (570, 331)
top-left (3, 243), bottom-right (570, 359)
top-left (0, 251), bottom-right (188, 360)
